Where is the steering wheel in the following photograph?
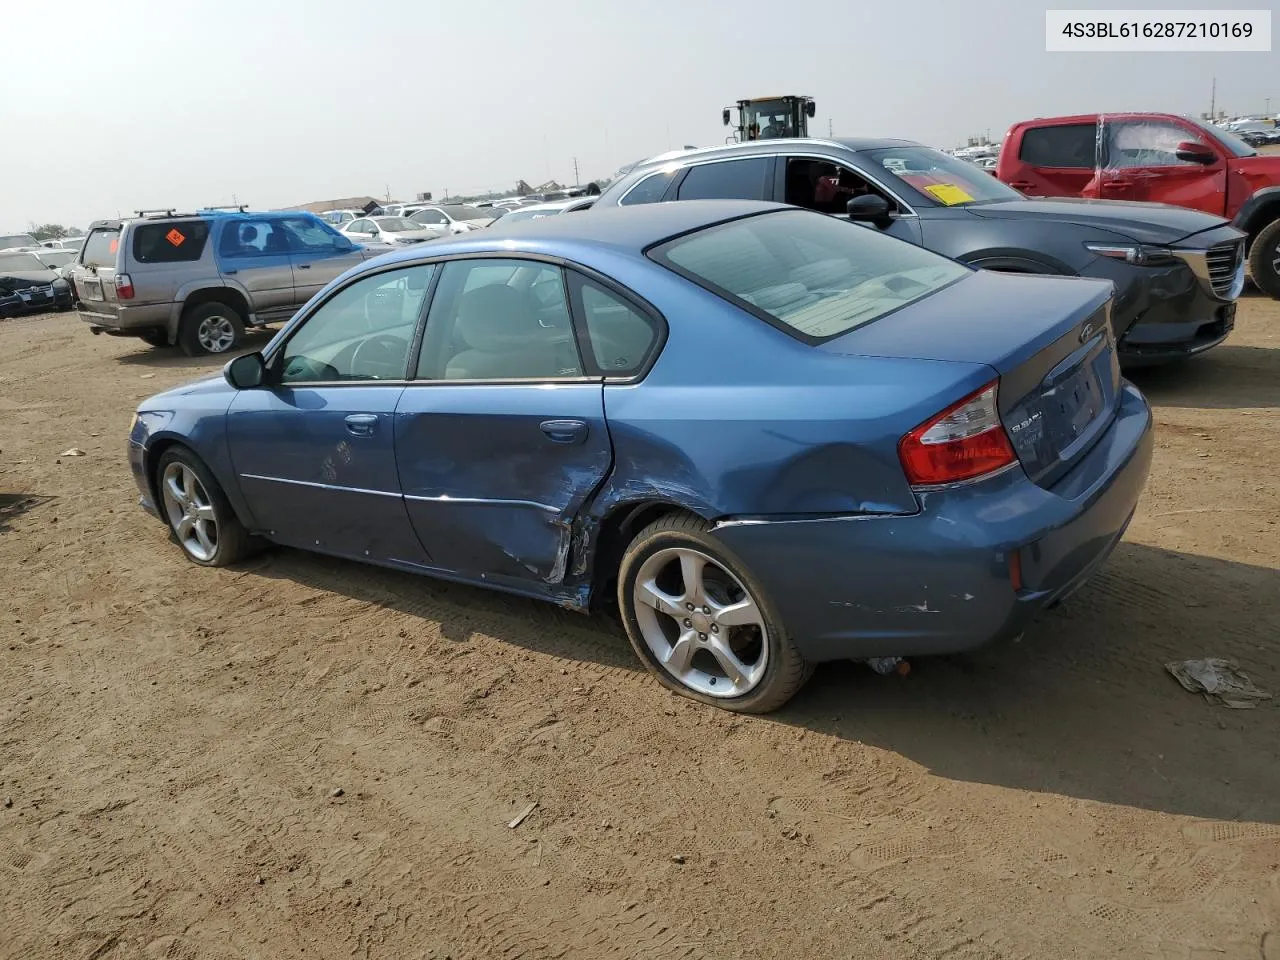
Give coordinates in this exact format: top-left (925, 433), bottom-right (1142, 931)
top-left (349, 334), bottom-right (408, 380)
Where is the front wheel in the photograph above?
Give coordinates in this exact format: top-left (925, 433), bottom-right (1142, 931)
top-left (617, 512), bottom-right (811, 713)
top-left (156, 448), bottom-right (255, 567)
top-left (179, 302), bottom-right (244, 357)
top-left (1248, 218), bottom-right (1280, 299)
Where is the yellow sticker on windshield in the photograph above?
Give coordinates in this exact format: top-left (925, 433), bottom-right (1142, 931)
top-left (924, 183), bottom-right (974, 205)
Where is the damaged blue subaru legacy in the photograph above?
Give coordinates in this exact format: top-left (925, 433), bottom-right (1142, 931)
top-left (128, 201), bottom-right (1154, 713)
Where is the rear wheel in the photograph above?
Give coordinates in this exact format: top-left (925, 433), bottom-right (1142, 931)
top-left (156, 448), bottom-right (255, 567)
top-left (179, 301), bottom-right (244, 357)
top-left (138, 328), bottom-right (170, 347)
top-left (617, 512), bottom-right (811, 713)
top-left (1247, 218), bottom-right (1280, 299)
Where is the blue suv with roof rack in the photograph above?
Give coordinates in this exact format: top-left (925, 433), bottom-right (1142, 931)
top-left (70, 206), bottom-right (388, 355)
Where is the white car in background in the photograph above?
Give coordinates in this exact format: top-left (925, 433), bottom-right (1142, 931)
top-left (320, 209), bottom-right (364, 227)
top-left (494, 197), bottom-right (596, 224)
top-left (30, 247), bottom-right (78, 277)
top-left (340, 215), bottom-right (448, 245)
top-left (40, 236), bottom-right (86, 251)
top-left (405, 204), bottom-right (495, 234)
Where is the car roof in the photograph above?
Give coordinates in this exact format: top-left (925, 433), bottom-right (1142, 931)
top-left (369, 200), bottom-right (790, 265)
top-left (624, 137), bottom-right (923, 174)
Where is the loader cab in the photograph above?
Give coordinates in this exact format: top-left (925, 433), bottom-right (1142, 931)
top-left (723, 96), bottom-right (816, 142)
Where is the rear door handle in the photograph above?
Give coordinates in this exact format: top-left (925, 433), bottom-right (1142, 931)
top-left (539, 419), bottom-right (588, 444)
top-left (344, 413), bottom-right (379, 437)
top-left (1104, 178), bottom-right (1133, 189)
top-left (1007, 180), bottom-right (1035, 190)
top-left (297, 263), bottom-right (311, 269)
top-left (224, 268), bottom-right (238, 275)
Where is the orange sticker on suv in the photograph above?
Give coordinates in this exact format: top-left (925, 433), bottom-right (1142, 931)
top-left (165, 228), bottom-right (185, 246)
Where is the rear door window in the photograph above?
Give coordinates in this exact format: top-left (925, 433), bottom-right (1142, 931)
top-left (81, 229), bottom-right (122, 268)
top-left (619, 170), bottom-right (677, 205)
top-left (676, 158), bottom-right (772, 201)
top-left (1019, 124), bottom-right (1097, 168)
top-left (131, 221), bottom-right (210, 263)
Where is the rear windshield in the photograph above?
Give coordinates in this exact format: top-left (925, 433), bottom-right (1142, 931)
top-left (441, 205), bottom-right (489, 221)
top-left (39, 250), bottom-right (75, 268)
top-left (374, 217), bottom-right (419, 232)
top-left (82, 229), bottom-right (122, 269)
top-left (0, 234), bottom-right (38, 249)
top-left (132, 221), bottom-right (210, 263)
top-left (651, 209), bottom-right (969, 343)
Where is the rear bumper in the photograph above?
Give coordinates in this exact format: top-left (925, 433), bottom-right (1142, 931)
top-left (712, 382), bottom-right (1154, 662)
top-left (79, 302), bottom-right (170, 333)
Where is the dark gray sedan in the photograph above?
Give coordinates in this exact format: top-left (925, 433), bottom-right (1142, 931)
top-left (596, 139), bottom-right (1246, 365)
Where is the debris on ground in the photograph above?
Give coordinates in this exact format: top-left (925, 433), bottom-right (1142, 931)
top-left (58, 448), bottom-right (86, 458)
top-left (1165, 658), bottom-right (1272, 709)
top-left (508, 801), bottom-right (538, 829)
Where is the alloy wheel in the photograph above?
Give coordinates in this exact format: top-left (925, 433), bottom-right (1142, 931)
top-left (632, 546), bottom-right (769, 698)
top-left (197, 315), bottom-right (237, 353)
top-left (160, 462), bottom-right (219, 561)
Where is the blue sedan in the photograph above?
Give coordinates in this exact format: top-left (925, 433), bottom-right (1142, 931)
top-left (128, 201), bottom-right (1154, 713)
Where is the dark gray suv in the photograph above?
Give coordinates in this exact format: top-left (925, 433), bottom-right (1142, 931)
top-left (72, 209), bottom-right (387, 355)
top-left (596, 139), bottom-right (1246, 365)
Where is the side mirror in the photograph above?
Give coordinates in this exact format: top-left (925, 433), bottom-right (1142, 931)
top-left (847, 193), bottom-right (892, 226)
top-left (722, 108), bottom-right (731, 126)
top-left (1174, 141), bottom-right (1216, 164)
top-left (224, 351), bottom-right (266, 390)
top-left (805, 100), bottom-right (817, 118)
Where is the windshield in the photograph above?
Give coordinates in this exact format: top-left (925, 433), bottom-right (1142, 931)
top-left (0, 253), bottom-right (46, 272)
top-left (39, 250), bottom-right (74, 267)
top-left (441, 205), bottom-right (489, 221)
top-left (0, 234), bottom-right (38, 250)
top-left (1187, 117), bottom-right (1257, 158)
top-left (653, 209), bottom-right (969, 342)
top-left (865, 146), bottom-right (1023, 206)
top-left (374, 217), bottom-right (419, 232)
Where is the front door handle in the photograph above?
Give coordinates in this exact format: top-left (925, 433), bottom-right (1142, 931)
top-left (344, 413), bottom-right (379, 437)
top-left (224, 268), bottom-right (238, 275)
top-left (1007, 180), bottom-right (1035, 191)
top-left (539, 419), bottom-right (588, 444)
top-left (297, 263), bottom-right (311, 269)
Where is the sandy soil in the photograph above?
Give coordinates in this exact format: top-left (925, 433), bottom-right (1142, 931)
top-left (1, 295), bottom-right (1277, 960)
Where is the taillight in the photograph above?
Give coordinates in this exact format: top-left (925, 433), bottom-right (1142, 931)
top-left (115, 274), bottom-right (134, 300)
top-left (898, 380), bottom-right (1017, 487)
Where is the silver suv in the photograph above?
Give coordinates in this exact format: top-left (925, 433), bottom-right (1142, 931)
top-left (71, 208), bottom-right (386, 355)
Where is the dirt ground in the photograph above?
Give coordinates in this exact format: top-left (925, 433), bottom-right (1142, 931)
top-left (1, 293), bottom-right (1277, 960)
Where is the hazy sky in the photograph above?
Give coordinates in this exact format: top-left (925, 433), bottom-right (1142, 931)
top-left (3, 0), bottom-right (1276, 229)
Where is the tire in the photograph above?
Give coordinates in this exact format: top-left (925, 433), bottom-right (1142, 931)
top-left (1248, 217), bottom-right (1280, 299)
top-left (138, 328), bottom-right (170, 347)
top-left (155, 447), bottom-right (255, 567)
top-left (616, 512), bottom-right (812, 713)
top-left (179, 301), bottom-right (244, 357)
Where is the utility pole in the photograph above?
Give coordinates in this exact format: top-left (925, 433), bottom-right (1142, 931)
top-left (828, 118), bottom-right (833, 137)
top-left (1210, 76), bottom-right (1216, 120)
top-left (573, 157), bottom-right (580, 186)
top-left (232, 193), bottom-right (238, 208)
top-left (385, 184), bottom-right (391, 201)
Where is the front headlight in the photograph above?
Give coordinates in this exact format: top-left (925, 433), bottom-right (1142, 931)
top-left (1085, 243), bottom-right (1177, 266)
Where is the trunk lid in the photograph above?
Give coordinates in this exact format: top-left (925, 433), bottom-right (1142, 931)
top-left (821, 270), bottom-right (1122, 488)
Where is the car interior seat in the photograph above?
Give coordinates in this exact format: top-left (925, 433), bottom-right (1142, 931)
top-left (444, 284), bottom-right (566, 380)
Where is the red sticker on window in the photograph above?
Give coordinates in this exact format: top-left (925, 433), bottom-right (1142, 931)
top-left (165, 228), bottom-right (185, 246)
top-left (109, 238), bottom-right (119, 253)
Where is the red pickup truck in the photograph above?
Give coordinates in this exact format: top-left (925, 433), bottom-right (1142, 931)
top-left (996, 112), bottom-right (1280, 296)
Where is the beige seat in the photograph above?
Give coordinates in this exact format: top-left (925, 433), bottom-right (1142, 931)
top-left (444, 285), bottom-right (562, 380)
